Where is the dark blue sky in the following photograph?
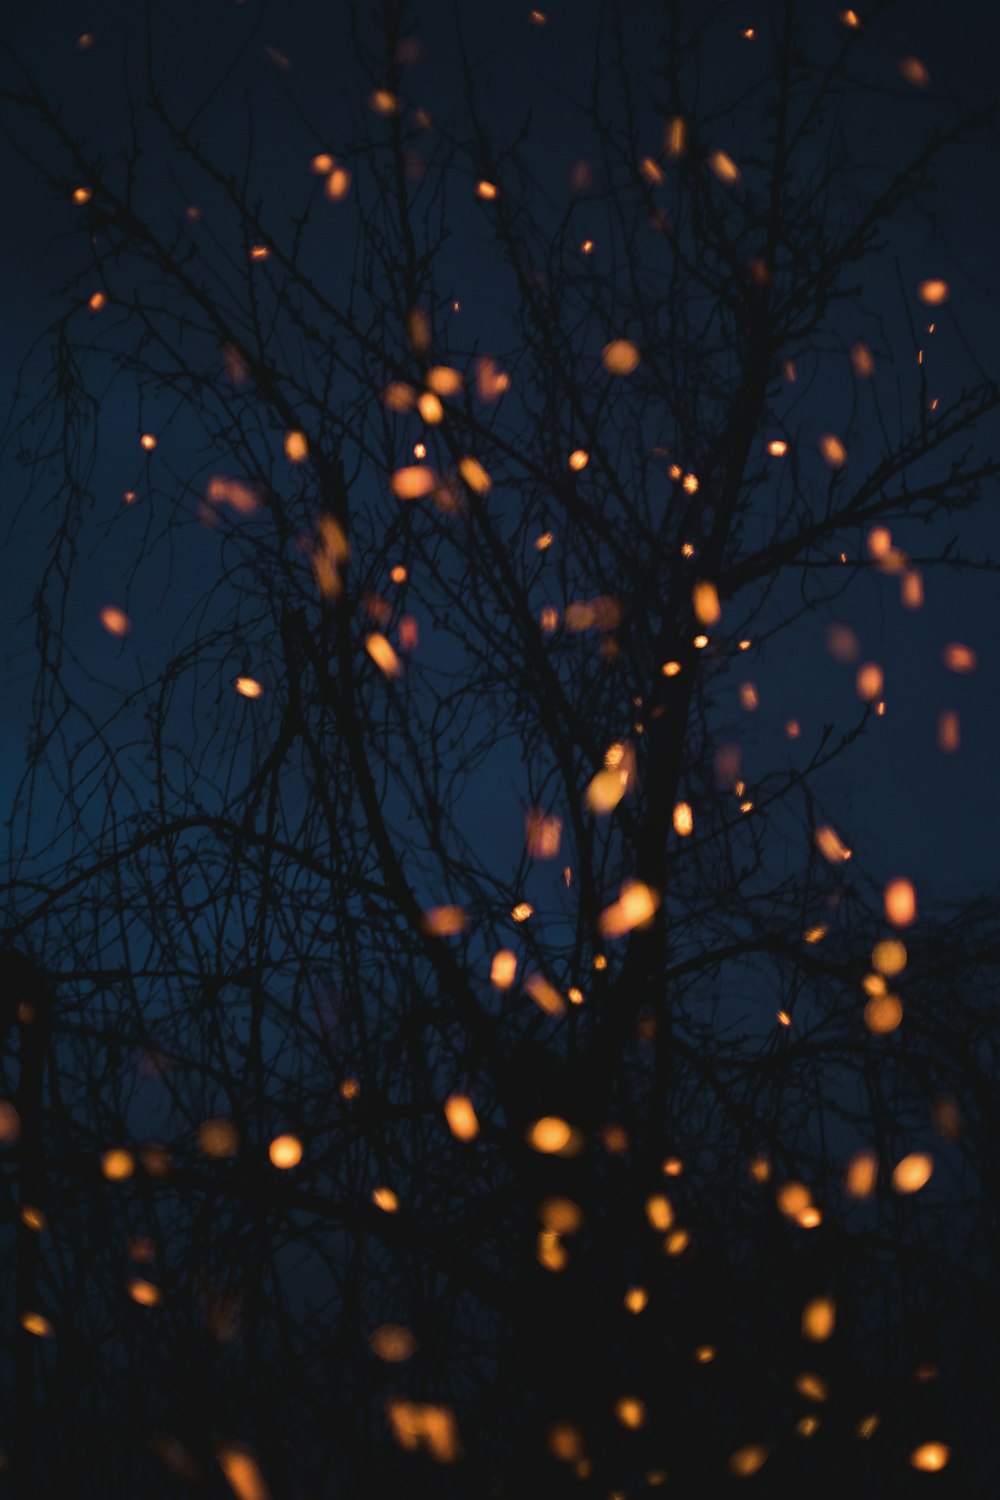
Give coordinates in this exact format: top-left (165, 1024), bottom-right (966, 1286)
top-left (2, 0), bottom-right (999, 917)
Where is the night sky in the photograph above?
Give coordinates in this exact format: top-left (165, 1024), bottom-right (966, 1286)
top-left (2, 2), bottom-right (1000, 1496)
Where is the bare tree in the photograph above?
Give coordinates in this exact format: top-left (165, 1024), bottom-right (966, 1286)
top-left (1, 2), bottom-right (999, 1494)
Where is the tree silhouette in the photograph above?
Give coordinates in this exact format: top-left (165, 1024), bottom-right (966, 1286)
top-left (1, 2), bottom-right (999, 1495)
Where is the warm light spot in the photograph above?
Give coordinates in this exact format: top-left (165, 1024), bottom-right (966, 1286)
top-left (748, 1156), bottom-right (771, 1183)
top-left (100, 605), bottom-right (130, 638)
top-left (386, 1401), bottom-right (460, 1463)
top-left (422, 905), bottom-right (467, 937)
top-left (708, 150), bottom-right (740, 184)
top-left (692, 580), bottom-right (721, 626)
top-left (593, 953), bottom-right (607, 970)
top-left (795, 1415), bottom-right (821, 1438)
top-left (383, 381), bottom-right (416, 412)
top-left (340, 1077), bottom-right (360, 1101)
top-left (366, 633), bottom-right (402, 678)
top-left (539, 1197), bottom-right (584, 1234)
top-left (624, 1286), bottom-right (649, 1314)
top-left (694, 1344), bottom-right (716, 1364)
top-left (547, 1423), bottom-right (584, 1464)
top-left (819, 433), bottom-right (847, 468)
top-left (776, 1010), bottom-right (791, 1027)
top-left (311, 153), bottom-right (335, 174)
top-left (475, 179), bottom-right (498, 201)
top-left (767, 439), bottom-right (788, 456)
top-left (739, 682), bottom-right (759, 711)
top-left (673, 801), bottom-right (694, 837)
top-left (727, 1445), bottom-right (769, 1477)
top-left (664, 1227), bottom-right (690, 1255)
top-left (567, 986), bottom-right (583, 1005)
top-left (937, 709), bottom-right (960, 752)
top-left (524, 974), bottom-right (566, 1016)
top-left (857, 1414), bottom-right (880, 1439)
top-left (490, 950), bottom-right (517, 989)
top-left (786, 719), bottom-right (801, 739)
top-left (268, 1133), bottom-right (303, 1169)
top-left (139, 432), bottom-right (158, 452)
top-left (525, 809), bottom-right (563, 859)
top-left (795, 1372), bottom-right (829, 1402)
top-left (614, 1396), bottom-right (646, 1430)
top-left (217, 1444), bottom-right (270, 1500)
top-left (910, 1443), bottom-right (950, 1472)
top-left (511, 902), bottom-right (533, 923)
top-left (372, 1186), bottom-right (399, 1213)
top-left (459, 456), bottom-right (493, 493)
top-left (801, 1296), bottom-right (836, 1342)
top-left (370, 1324), bottom-right (418, 1362)
top-left (102, 1148), bottom-right (135, 1182)
top-left (88, 290), bottom-right (107, 312)
top-left (864, 993), bottom-right (903, 1034)
top-left (645, 1194), bottom-right (675, 1231)
top-left (899, 56), bottom-right (931, 87)
top-left (884, 878), bottom-right (917, 927)
top-left (235, 677), bottom-right (263, 699)
top-left (814, 825), bottom-right (852, 863)
top-left (284, 430), bottom-right (308, 463)
top-left (777, 1181), bottom-right (812, 1218)
top-left (580, 239), bottom-right (594, 254)
top-left (872, 938), bottom-right (907, 976)
top-left (526, 1116), bottom-right (575, 1154)
top-left (665, 116), bottom-right (686, 156)
top-left (72, 186), bottom-right (92, 205)
top-left (661, 660), bottom-right (681, 677)
top-left (325, 167), bottom-right (352, 200)
top-left (845, 1149), bottom-right (878, 1198)
top-left (568, 448), bottom-right (590, 472)
top-left (599, 880), bottom-right (660, 938)
top-left (840, 9), bottom-right (861, 26)
top-left (856, 663), bottom-right (883, 701)
top-left (587, 767), bottom-right (629, 814)
top-left (128, 1278), bottom-right (162, 1307)
top-left (803, 924), bottom-right (827, 944)
top-left (417, 391), bottom-right (444, 425)
top-left (851, 343), bottom-right (875, 377)
top-left (892, 1152), bottom-right (933, 1194)
top-left (602, 339), bottom-right (641, 375)
top-left (693, 634), bottom-right (709, 649)
top-left (370, 89), bottom-right (399, 114)
top-left (198, 1119), bottom-right (239, 1158)
top-left (20, 1205), bottom-right (46, 1232)
top-left (942, 642), bottom-right (977, 674)
top-left (20, 1312), bottom-right (54, 1339)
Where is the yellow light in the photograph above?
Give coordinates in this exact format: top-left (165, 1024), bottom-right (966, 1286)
top-left (864, 993), bottom-right (903, 1033)
top-left (217, 1444), bottom-right (270, 1500)
top-left (458, 456), bottom-right (493, 493)
top-left (526, 1116), bottom-right (579, 1155)
top-left (692, 580), bottom-right (720, 625)
top-left (599, 880), bottom-right (660, 937)
top-left (661, 660), bottom-right (681, 677)
top-left (366, 633), bottom-right (402, 678)
top-left (884, 878), bottom-right (917, 927)
top-left (942, 642), bottom-right (977, 673)
top-left (444, 1094), bottom-right (479, 1141)
top-left (801, 1295), bottom-right (836, 1342)
top-left (100, 605), bottom-right (130, 638)
top-left (708, 150), bottom-right (740, 184)
top-left (872, 939), bottom-right (907, 976)
top-left (72, 186), bottom-right (92, 204)
top-left (568, 448), bottom-right (589, 470)
top-left (268, 1133), bottom-right (303, 1169)
top-left (235, 677), bottom-right (263, 699)
top-left (421, 905), bottom-right (467, 936)
top-left (372, 1186), bottom-right (399, 1212)
top-left (511, 902), bottom-right (533, 922)
top-left (814, 825), bottom-right (852, 863)
top-left (819, 433), bottom-right (847, 468)
top-left (910, 1443), bottom-right (950, 1472)
top-left (767, 439), bottom-right (787, 456)
top-left (673, 801), bottom-right (694, 837)
top-left (102, 1148), bottom-right (135, 1182)
top-left (624, 1286), bottom-right (649, 1314)
top-left (726, 1445), bottom-right (769, 1477)
top-left (601, 339), bottom-right (640, 375)
top-left (613, 1396), bottom-right (646, 1430)
top-left (20, 1312), bottom-right (54, 1338)
top-left (845, 1149), bottom-right (878, 1198)
top-left (645, 1194), bottom-right (674, 1231)
top-left (891, 1152), bottom-right (933, 1194)
top-left (284, 430), bottom-right (308, 463)
top-left (918, 280), bottom-right (950, 306)
top-left (128, 1278), bottom-right (162, 1307)
top-left (369, 1324), bottom-right (418, 1361)
top-left (198, 1119), bottom-right (239, 1158)
top-left (476, 180), bottom-right (498, 200)
top-left (693, 634), bottom-right (708, 649)
top-left (694, 1343), bottom-right (715, 1363)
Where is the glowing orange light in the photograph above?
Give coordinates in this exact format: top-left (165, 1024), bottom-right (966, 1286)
top-left (444, 1094), bottom-right (479, 1141)
top-left (884, 878), bottom-right (917, 927)
top-left (767, 439), bottom-right (788, 456)
top-left (602, 339), bottom-right (640, 375)
top-left (102, 1148), bottom-right (135, 1181)
top-left (892, 1152), bottom-right (933, 1194)
top-left (235, 677), bottom-right (263, 699)
top-left (910, 1443), bottom-right (950, 1472)
top-left (372, 1186), bottom-right (399, 1212)
top-left (942, 642), bottom-right (977, 673)
top-left (476, 180), bottom-right (498, 200)
top-left (819, 434), bottom-right (847, 468)
top-left (708, 150), bottom-right (740, 184)
top-left (268, 1134), bottom-right (303, 1169)
top-left (100, 606), bottom-right (130, 638)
